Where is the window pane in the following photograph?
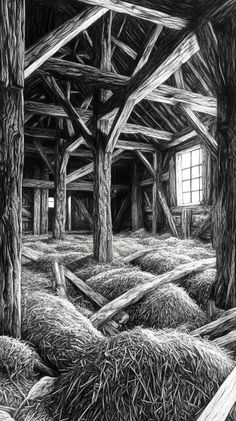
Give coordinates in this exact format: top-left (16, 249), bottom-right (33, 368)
top-left (192, 191), bottom-right (200, 203)
top-left (182, 152), bottom-right (190, 169)
top-left (48, 197), bottom-right (54, 208)
top-left (199, 177), bottom-right (203, 190)
top-left (192, 165), bottom-right (200, 178)
top-left (199, 190), bottom-right (203, 201)
top-left (183, 180), bottom-right (190, 192)
top-left (183, 192), bottom-right (191, 204)
top-left (192, 178), bottom-right (200, 191)
top-left (191, 148), bottom-right (200, 165)
top-left (182, 168), bottom-right (190, 180)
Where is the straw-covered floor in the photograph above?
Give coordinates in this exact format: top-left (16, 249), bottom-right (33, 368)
top-left (10, 230), bottom-right (235, 420)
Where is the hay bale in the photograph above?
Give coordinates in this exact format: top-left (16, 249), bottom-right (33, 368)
top-left (47, 328), bottom-right (234, 421)
top-left (22, 292), bottom-right (103, 369)
top-left (179, 268), bottom-right (217, 308)
top-left (68, 256), bottom-right (127, 281)
top-left (135, 250), bottom-right (192, 275)
top-left (0, 336), bottom-right (39, 408)
top-left (88, 271), bottom-right (207, 330)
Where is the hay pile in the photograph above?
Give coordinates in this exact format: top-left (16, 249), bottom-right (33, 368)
top-left (22, 292), bottom-right (103, 369)
top-left (135, 251), bottom-right (193, 275)
top-left (0, 336), bottom-right (40, 409)
top-left (46, 328), bottom-right (234, 421)
top-left (179, 268), bottom-right (217, 308)
top-left (87, 270), bottom-right (207, 330)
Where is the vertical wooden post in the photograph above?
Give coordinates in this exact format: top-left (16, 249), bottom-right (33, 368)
top-left (67, 194), bottom-right (72, 231)
top-left (33, 167), bottom-right (41, 235)
top-left (131, 161), bottom-right (140, 231)
top-left (93, 13), bottom-right (113, 263)
top-left (182, 208), bottom-right (192, 238)
top-left (53, 146), bottom-right (68, 240)
top-left (41, 166), bottom-right (49, 234)
top-left (152, 152), bottom-right (163, 234)
top-left (0, 0), bottom-right (25, 338)
top-left (212, 16), bottom-right (236, 309)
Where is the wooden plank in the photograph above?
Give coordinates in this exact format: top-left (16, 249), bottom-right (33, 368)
top-left (64, 267), bottom-right (129, 326)
top-left (105, 33), bottom-right (199, 154)
top-left (191, 309), bottom-right (236, 339)
top-left (41, 167), bottom-right (49, 234)
top-left (179, 104), bottom-right (218, 157)
top-left (25, 127), bottom-right (66, 140)
top-left (41, 75), bottom-right (94, 149)
top-left (33, 141), bottom-right (54, 174)
top-left (25, 101), bottom-right (93, 120)
top-left (116, 140), bottom-right (157, 152)
top-left (131, 162), bottom-right (140, 231)
top-left (25, 7), bottom-right (107, 78)
top-left (53, 144), bottom-right (67, 240)
top-left (196, 367), bottom-right (236, 421)
top-left (132, 25), bottom-right (163, 75)
top-left (0, 0), bottom-right (24, 338)
top-left (136, 151), bottom-right (154, 177)
top-left (52, 262), bottom-right (67, 297)
top-left (73, 196), bottom-right (93, 229)
top-left (90, 258), bottom-right (216, 328)
top-left (33, 167), bottom-right (41, 235)
top-left (181, 208), bottom-right (192, 238)
top-left (76, 0), bottom-right (187, 29)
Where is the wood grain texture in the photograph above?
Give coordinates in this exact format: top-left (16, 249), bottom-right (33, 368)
top-left (0, 0), bottom-right (24, 338)
top-left (196, 367), bottom-right (236, 421)
top-left (41, 167), bottom-right (49, 234)
top-left (33, 167), bottom-right (41, 235)
top-left (90, 258), bottom-right (216, 328)
top-left (25, 7), bottom-right (107, 78)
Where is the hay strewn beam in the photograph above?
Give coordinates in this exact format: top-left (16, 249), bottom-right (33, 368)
top-left (90, 258), bottom-right (216, 328)
top-left (76, 0), bottom-right (187, 29)
top-left (24, 7), bottom-right (107, 78)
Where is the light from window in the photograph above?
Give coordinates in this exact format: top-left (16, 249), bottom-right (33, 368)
top-left (176, 146), bottom-right (203, 206)
top-left (48, 197), bottom-right (55, 208)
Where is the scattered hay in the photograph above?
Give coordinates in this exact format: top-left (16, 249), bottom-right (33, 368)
top-left (22, 292), bottom-right (103, 370)
top-left (135, 251), bottom-right (192, 275)
top-left (179, 268), bottom-right (217, 308)
top-left (21, 265), bottom-right (52, 295)
top-left (47, 328), bottom-right (234, 421)
top-left (0, 336), bottom-right (40, 409)
top-left (88, 271), bottom-right (207, 330)
top-left (68, 256), bottom-right (128, 281)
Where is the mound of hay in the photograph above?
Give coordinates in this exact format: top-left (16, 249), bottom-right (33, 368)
top-left (179, 269), bottom-right (217, 308)
top-left (68, 256), bottom-right (128, 281)
top-left (22, 292), bottom-right (103, 369)
top-left (47, 328), bottom-right (234, 421)
top-left (88, 271), bottom-right (207, 330)
top-left (135, 251), bottom-right (192, 275)
top-left (0, 336), bottom-right (39, 408)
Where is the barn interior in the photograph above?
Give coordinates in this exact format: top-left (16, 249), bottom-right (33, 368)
top-left (1, 0), bottom-right (236, 420)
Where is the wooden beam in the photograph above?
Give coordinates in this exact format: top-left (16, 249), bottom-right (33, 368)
top-left (116, 140), bottom-right (157, 152)
top-left (90, 258), bottom-right (216, 328)
top-left (33, 167), bottom-right (41, 235)
top-left (24, 7), bottom-right (107, 78)
top-left (41, 75), bottom-right (94, 149)
top-left (122, 124), bottom-right (172, 141)
top-left (111, 36), bottom-right (136, 59)
top-left (105, 33), bottom-right (199, 153)
top-left (38, 61), bottom-right (217, 116)
top-left (41, 167), bottom-right (49, 234)
top-left (0, 0), bottom-right (24, 338)
top-left (132, 25), bottom-right (163, 75)
top-left (67, 149), bottom-right (123, 183)
top-left (136, 151), bottom-right (154, 177)
top-left (73, 196), bottom-right (93, 229)
top-left (196, 366), bottom-right (236, 421)
top-left (33, 141), bottom-right (54, 174)
top-left (25, 101), bottom-right (93, 120)
top-left (76, 0), bottom-right (187, 29)
top-left (179, 105), bottom-right (217, 157)
top-left (131, 163), bottom-right (140, 231)
top-left (25, 127), bottom-right (66, 140)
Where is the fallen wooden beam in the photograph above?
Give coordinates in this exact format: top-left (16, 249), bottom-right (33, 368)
top-left (191, 308), bottom-right (236, 339)
top-left (90, 258), bottom-right (216, 328)
top-left (52, 262), bottom-right (67, 297)
top-left (196, 366), bottom-right (236, 421)
top-left (214, 329), bottom-right (236, 348)
top-left (64, 267), bottom-right (129, 325)
top-left (123, 248), bottom-right (154, 264)
top-left (25, 7), bottom-right (107, 78)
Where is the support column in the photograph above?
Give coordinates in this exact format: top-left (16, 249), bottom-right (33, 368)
top-left (41, 166), bottom-right (49, 234)
top-left (53, 147), bottom-right (68, 240)
top-left (0, 0), bottom-right (25, 338)
top-left (67, 195), bottom-right (72, 231)
top-left (212, 16), bottom-right (236, 308)
top-left (131, 162), bottom-right (142, 231)
top-left (93, 13), bottom-right (113, 263)
top-left (152, 152), bottom-right (163, 234)
top-left (33, 166), bottom-right (41, 235)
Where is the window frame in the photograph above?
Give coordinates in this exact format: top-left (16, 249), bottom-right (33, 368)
top-left (176, 145), bottom-right (203, 207)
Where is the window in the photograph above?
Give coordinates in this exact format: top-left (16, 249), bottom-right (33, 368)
top-left (176, 146), bottom-right (203, 206)
top-left (48, 197), bottom-right (55, 208)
